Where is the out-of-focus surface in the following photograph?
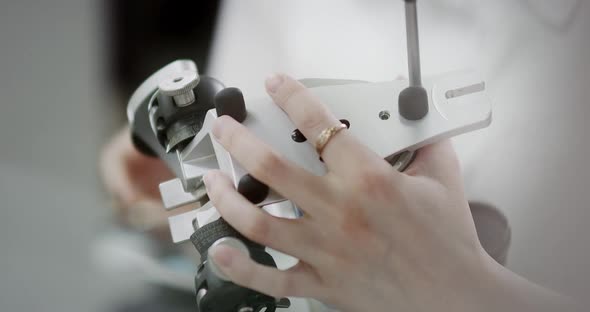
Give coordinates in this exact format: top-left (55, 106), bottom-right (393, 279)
top-left (0, 0), bottom-right (123, 311)
top-left (0, 0), bottom-right (588, 311)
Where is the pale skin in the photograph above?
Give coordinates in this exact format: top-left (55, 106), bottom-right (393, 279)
top-left (101, 74), bottom-right (578, 312)
top-left (100, 126), bottom-right (173, 234)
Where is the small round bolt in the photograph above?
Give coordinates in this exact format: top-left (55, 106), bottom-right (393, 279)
top-left (378, 110), bottom-right (390, 120)
top-left (158, 69), bottom-right (200, 107)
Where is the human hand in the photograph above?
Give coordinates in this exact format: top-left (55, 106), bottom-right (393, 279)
top-left (202, 73), bottom-right (496, 311)
top-left (100, 126), bottom-right (173, 233)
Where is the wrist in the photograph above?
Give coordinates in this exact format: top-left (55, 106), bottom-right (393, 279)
top-left (467, 250), bottom-right (578, 312)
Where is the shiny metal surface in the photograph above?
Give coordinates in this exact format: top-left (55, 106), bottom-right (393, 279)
top-left (127, 59), bottom-right (197, 122)
top-left (158, 69), bottom-right (200, 107)
top-left (404, 0), bottom-right (422, 87)
top-left (387, 150), bottom-right (416, 172)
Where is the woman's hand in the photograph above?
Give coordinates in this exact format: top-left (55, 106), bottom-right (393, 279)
top-left (204, 74), bottom-right (577, 312)
top-left (100, 127), bottom-right (173, 233)
top-left (202, 74), bottom-right (487, 311)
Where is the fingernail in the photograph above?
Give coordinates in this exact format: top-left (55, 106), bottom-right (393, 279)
top-left (211, 118), bottom-right (223, 138)
top-left (265, 73), bottom-right (284, 93)
top-left (209, 245), bottom-right (233, 267)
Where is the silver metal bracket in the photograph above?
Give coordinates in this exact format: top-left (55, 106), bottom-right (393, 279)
top-left (154, 70), bottom-right (491, 243)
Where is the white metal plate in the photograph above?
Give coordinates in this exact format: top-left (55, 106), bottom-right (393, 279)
top-left (178, 70), bottom-right (491, 207)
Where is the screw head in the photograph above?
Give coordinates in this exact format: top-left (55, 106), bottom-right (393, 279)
top-left (158, 70), bottom-right (200, 106)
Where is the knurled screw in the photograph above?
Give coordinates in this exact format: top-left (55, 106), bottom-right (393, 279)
top-left (158, 69), bottom-right (200, 107)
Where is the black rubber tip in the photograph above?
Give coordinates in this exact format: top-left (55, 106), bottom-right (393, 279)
top-left (237, 174), bottom-right (269, 204)
top-left (214, 87), bottom-right (247, 122)
top-left (398, 86), bottom-right (429, 121)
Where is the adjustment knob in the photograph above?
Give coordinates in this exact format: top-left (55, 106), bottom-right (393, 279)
top-left (158, 69), bottom-right (200, 107)
top-left (215, 87), bottom-right (247, 122)
top-left (237, 174), bottom-right (269, 204)
top-left (398, 86), bottom-right (428, 120)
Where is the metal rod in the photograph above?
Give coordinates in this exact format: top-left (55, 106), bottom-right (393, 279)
top-left (404, 0), bottom-right (422, 87)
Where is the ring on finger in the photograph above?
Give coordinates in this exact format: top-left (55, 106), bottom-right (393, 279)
top-left (315, 123), bottom-right (347, 155)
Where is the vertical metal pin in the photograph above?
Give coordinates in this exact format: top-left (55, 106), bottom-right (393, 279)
top-left (404, 0), bottom-right (422, 87)
top-left (398, 0), bottom-right (429, 121)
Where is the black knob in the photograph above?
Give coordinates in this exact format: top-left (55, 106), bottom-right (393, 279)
top-left (398, 86), bottom-right (428, 120)
top-left (215, 87), bottom-right (247, 122)
top-left (237, 174), bottom-right (269, 204)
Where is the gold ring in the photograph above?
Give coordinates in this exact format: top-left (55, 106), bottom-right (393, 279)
top-left (315, 124), bottom-right (347, 155)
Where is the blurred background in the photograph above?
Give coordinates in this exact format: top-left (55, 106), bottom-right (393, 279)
top-left (0, 0), bottom-right (588, 311)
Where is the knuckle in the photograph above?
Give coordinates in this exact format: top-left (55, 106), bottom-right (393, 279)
top-left (214, 116), bottom-right (239, 147)
top-left (272, 276), bottom-right (295, 298)
top-left (359, 169), bottom-right (389, 187)
top-left (242, 213), bottom-right (271, 244)
top-left (206, 178), bottom-right (223, 201)
top-left (354, 168), bottom-right (393, 197)
top-left (337, 203), bottom-right (371, 239)
top-left (210, 185), bottom-right (230, 208)
top-left (300, 111), bottom-right (325, 132)
top-left (276, 80), bottom-right (306, 107)
top-left (252, 151), bottom-right (286, 180)
top-left (274, 79), bottom-right (335, 133)
top-left (223, 129), bottom-right (239, 150)
top-left (233, 264), bottom-right (256, 287)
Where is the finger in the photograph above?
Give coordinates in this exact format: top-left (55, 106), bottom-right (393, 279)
top-left (265, 73), bottom-right (373, 174)
top-left (122, 200), bottom-right (170, 232)
top-left (124, 152), bottom-right (172, 200)
top-left (204, 170), bottom-right (320, 262)
top-left (404, 140), bottom-right (462, 185)
top-left (99, 127), bottom-right (138, 204)
top-left (209, 244), bottom-right (321, 299)
top-left (212, 115), bottom-right (331, 207)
